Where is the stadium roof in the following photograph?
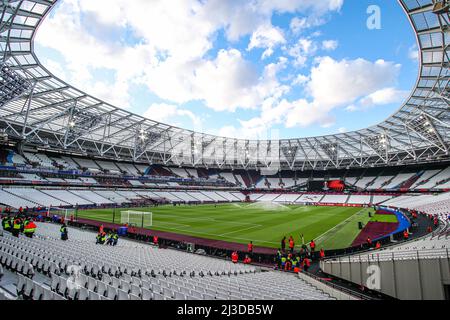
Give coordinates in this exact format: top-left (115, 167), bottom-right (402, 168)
top-left (0, 0), bottom-right (449, 171)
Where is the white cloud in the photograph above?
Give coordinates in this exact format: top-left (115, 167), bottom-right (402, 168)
top-left (360, 87), bottom-right (408, 107)
top-left (290, 17), bottom-right (310, 34)
top-left (286, 38), bottom-right (318, 67)
top-left (38, 0), bottom-right (411, 139)
top-left (408, 44), bottom-right (419, 61)
top-left (322, 40), bottom-right (338, 51)
top-left (142, 50), bottom-right (289, 113)
top-left (292, 74), bottom-right (309, 86)
top-left (247, 24), bottom-right (286, 59)
top-left (143, 103), bottom-right (202, 128)
top-left (36, 0), bottom-right (342, 115)
top-left (307, 57), bottom-right (401, 108)
top-left (227, 56), bottom-right (405, 134)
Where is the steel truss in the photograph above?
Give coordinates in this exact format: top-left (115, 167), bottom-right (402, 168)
top-left (0, 0), bottom-right (449, 171)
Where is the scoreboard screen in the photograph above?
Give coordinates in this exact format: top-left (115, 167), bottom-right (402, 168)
top-left (307, 180), bottom-right (345, 192)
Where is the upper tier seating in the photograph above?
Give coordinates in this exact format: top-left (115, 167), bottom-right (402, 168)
top-left (383, 173), bottom-right (416, 189)
top-left (23, 153), bottom-right (54, 168)
top-left (170, 168), bottom-right (189, 178)
top-left (116, 163), bottom-right (141, 176)
top-left (185, 168), bottom-right (198, 178)
top-left (411, 170), bottom-right (441, 189)
top-left (266, 178), bottom-right (280, 189)
top-left (416, 167), bottom-right (450, 189)
top-left (59, 157), bottom-right (80, 170)
top-left (354, 177), bottom-right (376, 190)
top-left (220, 173), bottom-right (237, 185)
top-left (73, 158), bottom-right (100, 172)
top-left (96, 161), bottom-right (121, 174)
top-left (281, 178), bottom-right (296, 188)
top-left (367, 176), bottom-right (395, 190)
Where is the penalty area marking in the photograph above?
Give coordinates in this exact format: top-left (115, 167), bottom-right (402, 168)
top-left (313, 208), bottom-right (367, 244)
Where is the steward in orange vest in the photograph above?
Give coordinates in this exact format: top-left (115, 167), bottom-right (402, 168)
top-left (319, 248), bottom-right (325, 259)
top-left (231, 251), bottom-right (238, 263)
top-left (24, 221), bottom-right (37, 238)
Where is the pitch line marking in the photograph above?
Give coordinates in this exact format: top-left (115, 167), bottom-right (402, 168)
top-left (218, 224), bottom-right (263, 237)
top-left (314, 208), bottom-right (367, 244)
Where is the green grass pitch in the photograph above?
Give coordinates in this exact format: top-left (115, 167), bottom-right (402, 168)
top-left (78, 203), bottom-right (374, 250)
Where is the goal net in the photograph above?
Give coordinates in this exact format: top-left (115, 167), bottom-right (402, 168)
top-left (120, 210), bottom-right (152, 228)
top-left (47, 207), bottom-right (76, 221)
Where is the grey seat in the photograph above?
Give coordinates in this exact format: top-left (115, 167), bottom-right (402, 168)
top-left (32, 283), bottom-right (43, 300)
top-left (96, 281), bottom-right (107, 296)
top-left (87, 277), bottom-right (97, 292)
top-left (23, 278), bottom-right (34, 298)
top-left (16, 274), bottom-right (26, 295)
top-left (120, 280), bottom-right (130, 293)
top-left (130, 284), bottom-right (141, 297)
top-left (53, 292), bottom-right (66, 300)
top-left (78, 287), bottom-right (89, 300)
top-left (106, 285), bottom-right (117, 300)
top-left (88, 291), bottom-right (100, 300)
top-left (117, 289), bottom-right (129, 300)
top-left (141, 288), bottom-right (152, 300)
top-left (57, 277), bottom-right (68, 296)
top-left (42, 288), bottom-right (53, 300)
top-left (129, 293), bottom-right (140, 300)
top-left (153, 292), bottom-right (164, 300)
top-left (174, 292), bottom-right (186, 300)
top-left (111, 277), bottom-right (120, 288)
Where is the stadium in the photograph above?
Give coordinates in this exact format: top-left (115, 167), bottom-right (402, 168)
top-left (0, 0), bottom-right (449, 303)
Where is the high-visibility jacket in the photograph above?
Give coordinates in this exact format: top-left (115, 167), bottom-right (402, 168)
top-left (289, 240), bottom-right (294, 248)
top-left (403, 231), bottom-right (409, 239)
top-left (310, 241), bottom-right (316, 249)
top-left (375, 242), bottom-right (381, 249)
top-left (231, 253), bottom-right (238, 263)
top-left (24, 221), bottom-right (36, 234)
top-left (248, 243), bottom-right (253, 252)
top-left (13, 219), bottom-right (22, 230)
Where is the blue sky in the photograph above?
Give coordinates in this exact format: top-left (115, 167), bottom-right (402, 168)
top-left (35, 0), bottom-right (418, 140)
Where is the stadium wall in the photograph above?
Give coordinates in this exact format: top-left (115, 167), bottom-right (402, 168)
top-left (321, 256), bottom-right (450, 300)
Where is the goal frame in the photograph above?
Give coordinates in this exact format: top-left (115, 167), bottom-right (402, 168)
top-left (120, 210), bottom-right (153, 228)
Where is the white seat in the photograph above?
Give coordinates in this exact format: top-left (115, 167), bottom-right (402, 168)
top-left (106, 285), bottom-right (117, 300)
top-left (142, 288), bottom-right (152, 300)
top-left (96, 281), bottom-right (107, 296)
top-left (23, 278), bottom-right (34, 298)
top-left (78, 287), bottom-right (89, 300)
top-left (117, 289), bottom-right (129, 300)
top-left (130, 284), bottom-right (141, 297)
top-left (88, 291), bottom-right (100, 300)
top-left (32, 283), bottom-right (43, 300)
